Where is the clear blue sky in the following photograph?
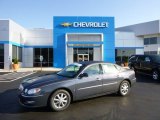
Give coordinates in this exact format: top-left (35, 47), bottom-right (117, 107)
top-left (0, 0), bottom-right (160, 29)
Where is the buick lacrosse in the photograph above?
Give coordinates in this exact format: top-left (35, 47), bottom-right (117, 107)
top-left (19, 61), bottom-right (136, 111)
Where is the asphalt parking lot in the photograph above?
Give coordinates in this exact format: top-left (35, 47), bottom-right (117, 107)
top-left (0, 72), bottom-right (160, 120)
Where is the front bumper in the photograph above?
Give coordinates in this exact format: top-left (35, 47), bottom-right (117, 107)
top-left (19, 93), bottom-right (49, 108)
top-left (131, 78), bottom-right (136, 86)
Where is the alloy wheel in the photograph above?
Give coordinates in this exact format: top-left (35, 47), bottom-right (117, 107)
top-left (50, 90), bottom-right (71, 111)
top-left (53, 93), bottom-right (68, 109)
top-left (153, 71), bottom-right (159, 80)
top-left (119, 81), bottom-right (130, 96)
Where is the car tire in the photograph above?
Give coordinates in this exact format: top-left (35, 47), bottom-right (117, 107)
top-left (152, 70), bottom-right (159, 80)
top-left (119, 80), bottom-right (130, 96)
top-left (50, 89), bottom-right (71, 112)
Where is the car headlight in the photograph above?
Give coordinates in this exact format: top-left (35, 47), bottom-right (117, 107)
top-left (27, 88), bottom-right (41, 95)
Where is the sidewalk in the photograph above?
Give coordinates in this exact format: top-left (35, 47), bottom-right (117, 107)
top-left (0, 67), bottom-right (62, 73)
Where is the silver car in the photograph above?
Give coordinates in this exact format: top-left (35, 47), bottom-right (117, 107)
top-left (19, 61), bottom-right (136, 111)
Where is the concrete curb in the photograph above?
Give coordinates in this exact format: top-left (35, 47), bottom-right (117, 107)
top-left (0, 67), bottom-right (62, 73)
top-left (0, 67), bottom-right (129, 73)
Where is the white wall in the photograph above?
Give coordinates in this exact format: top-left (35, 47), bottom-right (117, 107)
top-left (67, 34), bottom-right (101, 42)
top-left (4, 44), bottom-right (12, 70)
top-left (94, 47), bottom-right (102, 61)
top-left (9, 20), bottom-right (26, 44)
top-left (8, 20), bottom-right (53, 46)
top-left (136, 49), bottom-right (144, 54)
top-left (24, 29), bottom-right (53, 46)
top-left (144, 45), bottom-right (158, 51)
top-left (22, 48), bottom-right (33, 67)
top-left (0, 20), bottom-right (9, 40)
top-left (8, 20), bottom-right (53, 68)
top-left (115, 31), bottom-right (143, 47)
top-left (116, 20), bottom-right (160, 36)
top-left (67, 48), bottom-right (73, 65)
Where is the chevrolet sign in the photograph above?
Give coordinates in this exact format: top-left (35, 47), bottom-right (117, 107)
top-left (61, 22), bottom-right (109, 28)
top-left (73, 22), bottom-right (108, 28)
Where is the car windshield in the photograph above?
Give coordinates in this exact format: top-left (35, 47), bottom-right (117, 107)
top-left (57, 63), bottom-right (83, 78)
top-left (152, 56), bottom-right (160, 63)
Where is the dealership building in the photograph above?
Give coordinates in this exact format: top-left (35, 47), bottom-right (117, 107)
top-left (0, 16), bottom-right (159, 69)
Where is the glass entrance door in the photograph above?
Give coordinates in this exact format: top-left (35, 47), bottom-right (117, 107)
top-left (74, 48), bottom-right (93, 62)
top-left (77, 54), bottom-right (89, 62)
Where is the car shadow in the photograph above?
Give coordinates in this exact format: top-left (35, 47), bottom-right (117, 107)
top-left (0, 88), bottom-right (129, 114)
top-left (135, 73), bottom-right (160, 84)
top-left (0, 88), bottom-right (52, 114)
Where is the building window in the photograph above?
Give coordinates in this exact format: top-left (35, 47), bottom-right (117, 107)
top-left (144, 38), bottom-right (150, 45)
top-left (12, 45), bottom-right (17, 59)
top-left (150, 51), bottom-right (157, 55)
top-left (0, 44), bottom-right (4, 69)
top-left (144, 52), bottom-right (150, 55)
top-left (144, 37), bottom-right (157, 45)
top-left (33, 48), bottom-right (53, 67)
top-left (18, 47), bottom-right (22, 62)
top-left (12, 45), bottom-right (22, 62)
top-left (157, 37), bottom-right (160, 44)
top-left (115, 49), bottom-right (135, 65)
top-left (144, 51), bottom-right (157, 55)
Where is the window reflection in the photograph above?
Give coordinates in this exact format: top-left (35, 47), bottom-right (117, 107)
top-left (33, 48), bottom-right (53, 67)
top-left (0, 44), bottom-right (4, 69)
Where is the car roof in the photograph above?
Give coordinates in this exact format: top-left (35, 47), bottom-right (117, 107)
top-left (131, 54), bottom-right (160, 57)
top-left (77, 61), bottom-right (117, 66)
top-left (78, 61), bottom-right (105, 66)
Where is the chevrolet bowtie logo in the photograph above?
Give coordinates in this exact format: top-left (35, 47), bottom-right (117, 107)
top-left (61, 22), bottom-right (72, 27)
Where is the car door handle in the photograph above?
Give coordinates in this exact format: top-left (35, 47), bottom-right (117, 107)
top-left (96, 78), bottom-right (101, 81)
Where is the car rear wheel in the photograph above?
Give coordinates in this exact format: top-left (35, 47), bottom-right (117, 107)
top-left (119, 80), bottom-right (130, 96)
top-left (50, 89), bottom-right (71, 112)
top-left (152, 70), bottom-right (159, 80)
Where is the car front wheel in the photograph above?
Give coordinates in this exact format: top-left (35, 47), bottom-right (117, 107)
top-left (50, 89), bottom-right (71, 112)
top-left (119, 80), bottom-right (130, 96)
top-left (152, 70), bottom-right (159, 80)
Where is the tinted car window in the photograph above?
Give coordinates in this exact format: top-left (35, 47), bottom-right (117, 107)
top-left (102, 63), bottom-right (119, 74)
top-left (129, 56), bottom-right (136, 61)
top-left (83, 64), bottom-right (100, 76)
top-left (137, 56), bottom-right (145, 62)
top-left (151, 56), bottom-right (160, 63)
top-left (115, 64), bottom-right (123, 71)
top-left (57, 64), bottom-right (82, 77)
top-left (145, 57), bottom-right (151, 62)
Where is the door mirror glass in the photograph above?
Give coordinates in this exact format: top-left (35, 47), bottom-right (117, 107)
top-left (79, 73), bottom-right (88, 78)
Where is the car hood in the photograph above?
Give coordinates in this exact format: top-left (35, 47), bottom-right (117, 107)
top-left (22, 73), bottom-right (71, 89)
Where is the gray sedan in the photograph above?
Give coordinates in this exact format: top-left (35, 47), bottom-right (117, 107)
top-left (19, 61), bottom-right (136, 111)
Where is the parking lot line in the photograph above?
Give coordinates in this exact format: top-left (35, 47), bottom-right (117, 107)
top-left (0, 72), bottom-right (36, 82)
top-left (1, 72), bottom-right (13, 76)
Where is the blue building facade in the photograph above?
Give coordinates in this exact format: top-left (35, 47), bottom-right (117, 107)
top-left (53, 16), bottom-right (115, 68)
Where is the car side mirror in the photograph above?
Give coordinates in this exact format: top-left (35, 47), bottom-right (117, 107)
top-left (146, 59), bottom-right (150, 62)
top-left (79, 73), bottom-right (88, 78)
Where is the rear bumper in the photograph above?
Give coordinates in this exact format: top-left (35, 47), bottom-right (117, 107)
top-left (19, 94), bottom-right (49, 108)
